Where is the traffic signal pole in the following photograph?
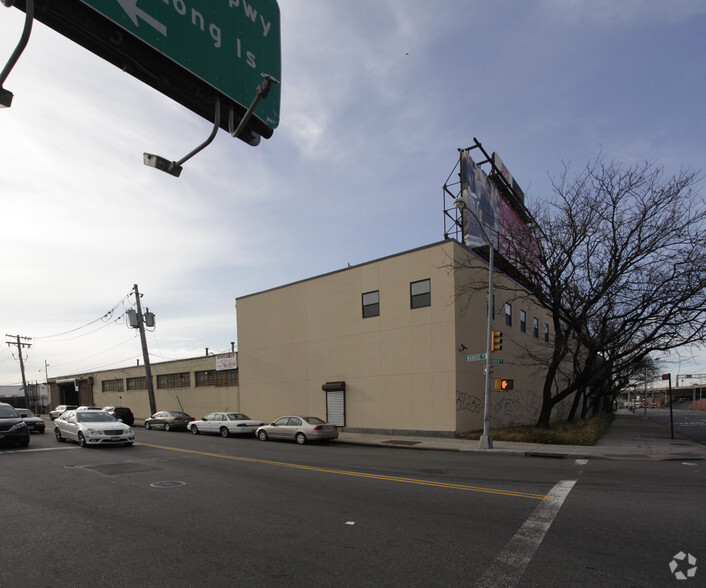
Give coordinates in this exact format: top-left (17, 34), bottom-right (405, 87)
top-left (480, 243), bottom-right (494, 449)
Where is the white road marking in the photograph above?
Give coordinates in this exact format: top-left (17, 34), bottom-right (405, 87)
top-left (475, 479), bottom-right (577, 588)
top-left (575, 459), bottom-right (588, 466)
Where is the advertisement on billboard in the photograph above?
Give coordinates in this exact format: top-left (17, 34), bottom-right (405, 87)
top-left (459, 150), bottom-right (500, 249)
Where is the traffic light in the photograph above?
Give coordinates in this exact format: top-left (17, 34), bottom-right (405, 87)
top-left (495, 378), bottom-right (514, 391)
top-left (491, 330), bottom-right (503, 352)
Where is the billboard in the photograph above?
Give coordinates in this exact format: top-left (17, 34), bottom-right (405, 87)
top-left (459, 149), bottom-right (530, 258)
top-left (216, 352), bottom-right (238, 371)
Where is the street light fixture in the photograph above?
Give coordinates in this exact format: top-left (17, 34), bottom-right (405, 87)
top-left (454, 195), bottom-right (495, 449)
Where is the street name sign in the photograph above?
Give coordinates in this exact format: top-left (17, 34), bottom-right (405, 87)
top-left (466, 353), bottom-right (504, 365)
top-left (10, 0), bottom-right (280, 143)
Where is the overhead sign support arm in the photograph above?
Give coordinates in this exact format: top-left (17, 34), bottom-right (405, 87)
top-left (144, 73), bottom-right (279, 178)
top-left (0, 0), bottom-right (34, 108)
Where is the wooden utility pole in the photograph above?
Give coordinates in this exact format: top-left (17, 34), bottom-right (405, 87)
top-left (5, 334), bottom-right (31, 405)
top-left (133, 284), bottom-right (157, 415)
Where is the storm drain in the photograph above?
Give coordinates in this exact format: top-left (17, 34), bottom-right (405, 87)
top-left (150, 480), bottom-right (186, 488)
top-left (383, 440), bottom-right (421, 446)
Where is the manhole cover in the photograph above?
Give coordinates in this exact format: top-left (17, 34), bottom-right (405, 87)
top-left (150, 480), bottom-right (186, 488)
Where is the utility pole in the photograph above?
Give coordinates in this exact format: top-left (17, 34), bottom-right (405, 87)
top-left (5, 334), bottom-right (31, 405)
top-left (132, 284), bottom-right (157, 415)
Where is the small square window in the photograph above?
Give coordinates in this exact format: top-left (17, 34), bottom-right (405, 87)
top-left (362, 290), bottom-right (380, 318)
top-left (410, 279), bottom-right (431, 309)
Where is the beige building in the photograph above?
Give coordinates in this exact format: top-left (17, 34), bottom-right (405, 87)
top-left (237, 239), bottom-right (565, 437)
top-left (50, 240), bottom-right (568, 436)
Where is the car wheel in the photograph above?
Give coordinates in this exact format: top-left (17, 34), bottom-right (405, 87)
top-left (145, 421), bottom-right (151, 430)
top-left (165, 423), bottom-right (171, 432)
top-left (191, 425), bottom-right (199, 435)
top-left (296, 432), bottom-right (307, 445)
top-left (257, 430), bottom-right (268, 441)
top-left (77, 432), bottom-right (87, 448)
top-left (55, 428), bottom-right (64, 442)
top-left (220, 427), bottom-right (230, 438)
top-left (19, 439), bottom-right (29, 448)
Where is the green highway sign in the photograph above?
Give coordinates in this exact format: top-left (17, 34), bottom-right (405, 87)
top-left (79, 0), bottom-right (281, 130)
top-left (491, 358), bottom-right (504, 365)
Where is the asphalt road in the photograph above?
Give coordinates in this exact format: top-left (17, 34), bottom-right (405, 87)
top-left (1, 425), bottom-right (704, 587)
top-left (643, 408), bottom-right (706, 444)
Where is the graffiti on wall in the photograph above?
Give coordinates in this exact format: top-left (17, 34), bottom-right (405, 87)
top-left (493, 389), bottom-right (541, 426)
top-left (456, 390), bottom-right (482, 413)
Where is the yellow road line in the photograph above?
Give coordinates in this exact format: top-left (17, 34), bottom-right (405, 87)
top-left (138, 442), bottom-right (554, 501)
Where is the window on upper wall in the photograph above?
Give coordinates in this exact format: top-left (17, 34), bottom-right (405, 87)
top-left (362, 290), bottom-right (380, 318)
top-left (505, 303), bottom-right (512, 327)
top-left (520, 310), bottom-right (527, 333)
top-left (533, 317), bottom-right (539, 338)
top-left (127, 377), bottom-right (147, 391)
top-left (101, 379), bottom-right (123, 392)
top-left (156, 372), bottom-right (191, 389)
top-left (544, 323), bottom-right (550, 342)
top-left (410, 279), bottom-right (431, 309)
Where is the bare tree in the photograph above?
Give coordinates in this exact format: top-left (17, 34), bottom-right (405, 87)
top-left (455, 157), bottom-right (706, 427)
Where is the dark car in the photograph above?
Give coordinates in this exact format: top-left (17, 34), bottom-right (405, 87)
top-left (0, 403), bottom-right (30, 448)
top-left (16, 408), bottom-right (45, 433)
top-left (102, 406), bottom-right (135, 426)
top-left (144, 410), bottom-right (194, 431)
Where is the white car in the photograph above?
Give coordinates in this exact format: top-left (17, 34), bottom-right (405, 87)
top-left (54, 410), bottom-right (134, 447)
top-left (189, 412), bottom-right (264, 437)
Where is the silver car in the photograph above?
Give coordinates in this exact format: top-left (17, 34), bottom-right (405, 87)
top-left (189, 412), bottom-right (264, 437)
top-left (256, 416), bottom-right (338, 444)
top-left (54, 410), bottom-right (134, 447)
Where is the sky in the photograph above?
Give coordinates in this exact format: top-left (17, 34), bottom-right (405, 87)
top-left (1, 0), bottom-right (705, 388)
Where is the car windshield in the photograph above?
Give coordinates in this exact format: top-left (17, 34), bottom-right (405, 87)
top-left (226, 413), bottom-right (250, 420)
top-left (76, 412), bottom-right (117, 423)
top-left (303, 417), bottom-right (325, 425)
top-left (18, 409), bottom-right (36, 417)
top-left (0, 406), bottom-right (19, 418)
top-left (169, 412), bottom-right (190, 417)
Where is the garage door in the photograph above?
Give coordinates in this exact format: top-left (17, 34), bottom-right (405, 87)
top-left (326, 390), bottom-right (345, 427)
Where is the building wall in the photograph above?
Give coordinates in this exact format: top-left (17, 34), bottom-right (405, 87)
top-left (238, 240), bottom-right (568, 436)
top-left (237, 242), bottom-right (460, 435)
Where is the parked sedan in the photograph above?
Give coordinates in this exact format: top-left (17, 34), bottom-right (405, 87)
top-left (49, 404), bottom-right (77, 420)
top-left (144, 411), bottom-right (194, 431)
top-left (16, 408), bottom-right (45, 433)
top-left (0, 402), bottom-right (30, 448)
top-left (256, 416), bottom-right (338, 444)
top-left (54, 410), bottom-right (134, 447)
top-left (189, 412), bottom-right (264, 437)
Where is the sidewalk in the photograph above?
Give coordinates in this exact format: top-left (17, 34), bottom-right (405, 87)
top-left (335, 410), bottom-right (706, 461)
